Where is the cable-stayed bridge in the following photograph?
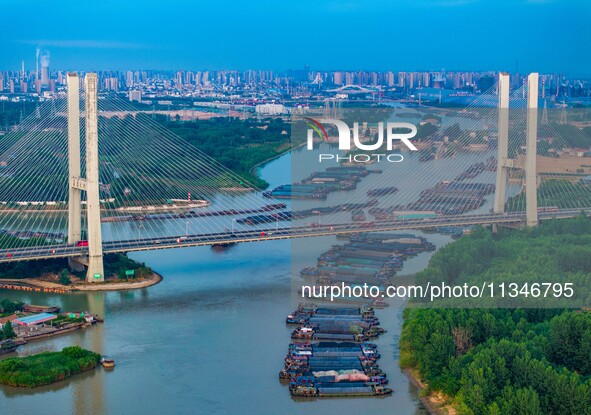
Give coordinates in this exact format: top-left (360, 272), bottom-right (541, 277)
top-left (0, 72), bottom-right (590, 281)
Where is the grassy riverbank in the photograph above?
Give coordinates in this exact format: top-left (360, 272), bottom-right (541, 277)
top-left (400, 217), bottom-right (591, 415)
top-left (0, 346), bottom-right (100, 388)
top-left (160, 115), bottom-right (292, 189)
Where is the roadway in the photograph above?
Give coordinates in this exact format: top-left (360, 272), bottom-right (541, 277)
top-left (0, 208), bottom-right (587, 263)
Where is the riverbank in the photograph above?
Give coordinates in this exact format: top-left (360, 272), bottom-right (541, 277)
top-left (403, 368), bottom-right (455, 415)
top-left (71, 272), bottom-right (162, 291)
top-left (0, 272), bottom-right (162, 293)
top-left (248, 141), bottom-right (305, 176)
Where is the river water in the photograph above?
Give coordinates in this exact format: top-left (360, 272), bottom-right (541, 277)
top-left (0, 144), bottom-right (498, 415)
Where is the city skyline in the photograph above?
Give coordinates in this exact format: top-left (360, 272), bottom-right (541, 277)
top-left (0, 0), bottom-right (589, 75)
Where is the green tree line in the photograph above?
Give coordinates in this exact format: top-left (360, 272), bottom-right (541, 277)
top-left (401, 217), bottom-right (591, 414)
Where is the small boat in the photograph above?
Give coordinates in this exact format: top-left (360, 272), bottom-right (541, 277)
top-left (100, 356), bottom-right (115, 368)
top-left (211, 242), bottom-right (237, 250)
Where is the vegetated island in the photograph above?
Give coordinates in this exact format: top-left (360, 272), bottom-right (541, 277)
top-left (0, 252), bottom-right (161, 292)
top-left (400, 216), bottom-right (591, 415)
top-left (0, 346), bottom-right (101, 388)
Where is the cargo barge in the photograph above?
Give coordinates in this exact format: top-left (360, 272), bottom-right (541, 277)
top-left (102, 203), bottom-right (287, 223)
top-left (291, 382), bottom-right (392, 397)
top-left (367, 187), bottom-right (398, 197)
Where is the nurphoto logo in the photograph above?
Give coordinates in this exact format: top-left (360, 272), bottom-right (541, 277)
top-left (304, 117), bottom-right (418, 163)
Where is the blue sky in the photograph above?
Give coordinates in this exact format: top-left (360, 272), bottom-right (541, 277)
top-left (0, 0), bottom-right (589, 75)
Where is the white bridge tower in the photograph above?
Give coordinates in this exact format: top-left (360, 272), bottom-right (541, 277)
top-left (67, 73), bottom-right (104, 282)
top-left (493, 72), bottom-right (539, 227)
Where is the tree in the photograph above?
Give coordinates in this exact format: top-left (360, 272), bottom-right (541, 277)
top-left (59, 269), bottom-right (71, 286)
top-left (452, 326), bottom-right (473, 356)
top-left (2, 321), bottom-right (15, 339)
top-left (0, 299), bottom-right (23, 314)
top-left (507, 388), bottom-right (542, 415)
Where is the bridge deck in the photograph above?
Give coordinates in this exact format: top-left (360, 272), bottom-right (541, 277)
top-left (0, 209), bottom-right (586, 263)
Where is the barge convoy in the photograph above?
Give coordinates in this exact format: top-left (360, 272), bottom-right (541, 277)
top-left (263, 166), bottom-right (380, 200)
top-left (280, 304), bottom-right (392, 398)
top-left (301, 232), bottom-right (435, 287)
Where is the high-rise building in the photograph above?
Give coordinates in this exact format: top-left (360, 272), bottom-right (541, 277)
top-left (397, 72), bottom-right (405, 88)
top-left (41, 65), bottom-right (49, 86)
top-left (345, 72), bottom-right (353, 85)
top-left (407, 73), bottom-right (414, 89)
top-left (126, 71), bottom-right (134, 87)
top-left (386, 71), bottom-right (395, 87)
top-left (371, 72), bottom-right (378, 86)
top-left (104, 77), bottom-right (118, 91)
top-left (423, 72), bottom-right (430, 88)
top-left (175, 71), bottom-right (183, 87)
top-left (129, 90), bottom-right (142, 103)
top-left (39, 50), bottom-right (50, 87)
top-left (453, 73), bottom-right (461, 89)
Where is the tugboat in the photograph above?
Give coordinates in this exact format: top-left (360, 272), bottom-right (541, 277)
top-left (211, 242), bottom-right (237, 250)
top-left (100, 356), bottom-right (115, 368)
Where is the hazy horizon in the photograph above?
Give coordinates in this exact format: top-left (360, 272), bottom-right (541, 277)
top-left (1, 0), bottom-right (589, 76)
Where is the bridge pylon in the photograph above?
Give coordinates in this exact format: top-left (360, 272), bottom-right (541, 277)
top-left (67, 73), bottom-right (104, 282)
top-left (525, 73), bottom-right (539, 227)
top-left (493, 73), bottom-right (510, 214)
top-left (493, 72), bottom-right (539, 227)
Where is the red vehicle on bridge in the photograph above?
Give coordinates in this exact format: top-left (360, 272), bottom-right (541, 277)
top-left (75, 240), bottom-right (89, 247)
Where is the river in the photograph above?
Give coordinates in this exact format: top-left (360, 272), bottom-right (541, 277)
top-left (0, 144), bottom-right (497, 415)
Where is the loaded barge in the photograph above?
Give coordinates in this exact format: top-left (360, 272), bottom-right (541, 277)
top-left (291, 382), bottom-right (392, 397)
